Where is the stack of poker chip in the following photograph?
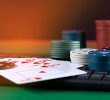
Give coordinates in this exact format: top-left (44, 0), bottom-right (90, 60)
top-left (95, 20), bottom-right (110, 49)
top-left (70, 48), bottom-right (97, 65)
top-left (50, 40), bottom-right (80, 60)
top-left (62, 30), bottom-right (86, 48)
top-left (88, 49), bottom-right (110, 72)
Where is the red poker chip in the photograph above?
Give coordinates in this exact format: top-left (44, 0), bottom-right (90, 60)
top-left (95, 20), bottom-right (110, 49)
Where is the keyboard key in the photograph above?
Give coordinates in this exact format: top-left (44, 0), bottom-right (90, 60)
top-left (103, 74), bottom-right (110, 81)
top-left (89, 72), bottom-right (103, 80)
top-left (77, 74), bottom-right (89, 80)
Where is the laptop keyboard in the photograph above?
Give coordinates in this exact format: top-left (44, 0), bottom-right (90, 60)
top-left (77, 66), bottom-right (109, 81)
top-left (51, 65), bottom-right (110, 90)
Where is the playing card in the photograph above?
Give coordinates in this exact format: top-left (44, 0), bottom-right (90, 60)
top-left (0, 58), bottom-right (37, 74)
top-left (0, 58), bottom-right (86, 84)
top-left (0, 58), bottom-right (83, 73)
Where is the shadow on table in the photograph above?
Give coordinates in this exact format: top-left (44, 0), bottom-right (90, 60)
top-left (12, 79), bottom-right (110, 92)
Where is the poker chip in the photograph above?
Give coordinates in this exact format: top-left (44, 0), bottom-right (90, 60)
top-left (95, 20), bottom-right (110, 49)
top-left (88, 49), bottom-right (110, 71)
top-left (70, 48), bottom-right (97, 65)
top-left (62, 30), bottom-right (86, 48)
top-left (102, 47), bottom-right (110, 50)
top-left (50, 40), bottom-right (81, 60)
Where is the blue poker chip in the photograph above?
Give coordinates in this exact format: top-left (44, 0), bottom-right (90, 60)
top-left (88, 49), bottom-right (110, 72)
top-left (89, 50), bottom-right (110, 56)
top-left (62, 30), bottom-right (86, 48)
top-left (62, 30), bottom-right (83, 40)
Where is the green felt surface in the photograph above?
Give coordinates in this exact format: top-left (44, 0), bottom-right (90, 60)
top-left (0, 86), bottom-right (110, 100)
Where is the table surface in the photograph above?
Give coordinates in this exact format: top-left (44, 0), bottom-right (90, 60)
top-left (0, 40), bottom-right (107, 100)
top-left (0, 85), bottom-right (110, 100)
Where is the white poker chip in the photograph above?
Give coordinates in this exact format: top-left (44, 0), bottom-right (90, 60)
top-left (70, 55), bottom-right (88, 59)
top-left (70, 58), bottom-right (88, 61)
top-left (70, 48), bottom-right (97, 55)
top-left (70, 48), bottom-right (97, 65)
top-left (71, 59), bottom-right (88, 63)
top-left (71, 60), bottom-right (88, 63)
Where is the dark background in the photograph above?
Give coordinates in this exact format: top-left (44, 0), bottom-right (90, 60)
top-left (0, 0), bottom-right (110, 40)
